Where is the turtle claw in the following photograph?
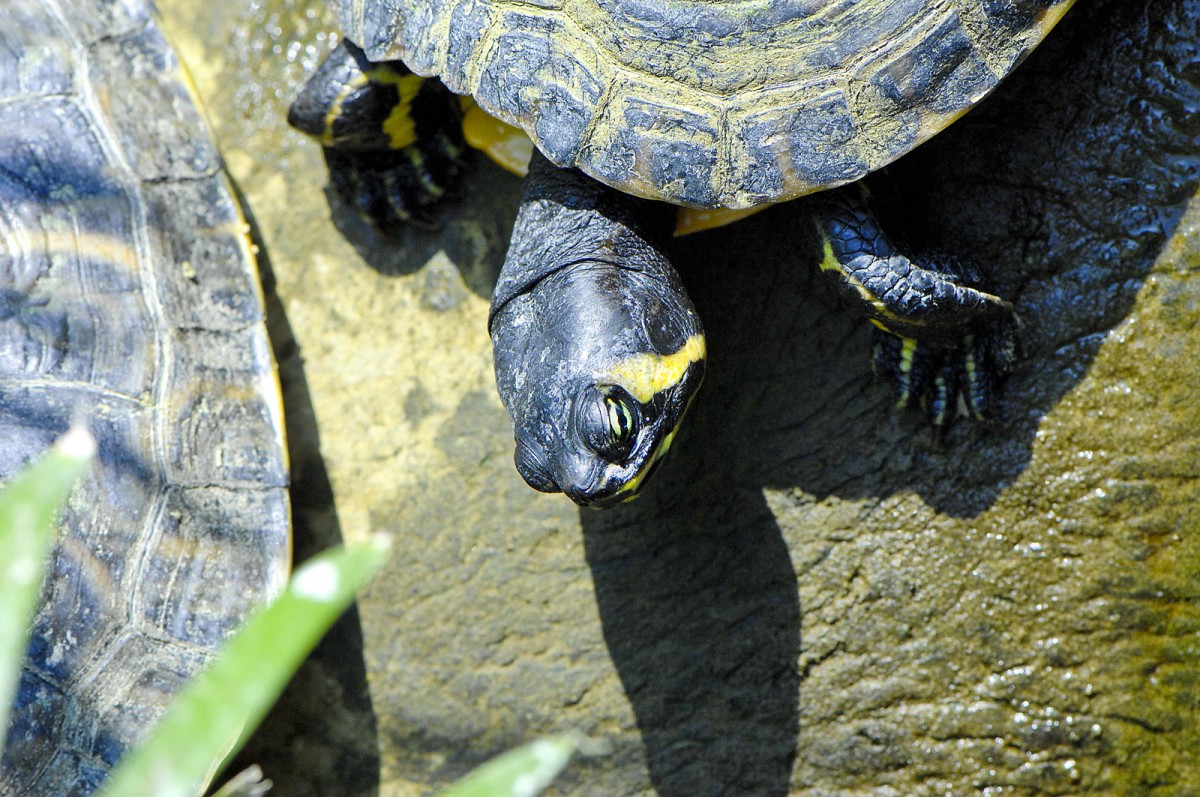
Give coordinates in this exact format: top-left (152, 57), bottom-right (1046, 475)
top-left (323, 142), bottom-right (465, 234)
top-left (810, 191), bottom-right (1021, 428)
top-left (871, 312), bottom-right (1017, 427)
top-left (288, 39), bottom-right (470, 235)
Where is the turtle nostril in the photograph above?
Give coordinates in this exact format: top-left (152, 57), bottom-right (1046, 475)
top-left (513, 440), bottom-right (559, 493)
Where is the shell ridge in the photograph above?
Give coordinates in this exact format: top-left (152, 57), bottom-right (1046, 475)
top-left (347, 0), bottom-right (1077, 204)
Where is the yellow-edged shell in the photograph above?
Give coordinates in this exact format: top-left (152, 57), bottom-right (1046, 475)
top-left (340, 0), bottom-right (1075, 210)
top-left (461, 98), bottom-right (761, 234)
top-left (1, 0), bottom-right (289, 792)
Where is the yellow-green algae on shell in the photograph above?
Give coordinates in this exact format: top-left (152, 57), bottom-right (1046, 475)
top-left (157, 0), bottom-right (1200, 793)
top-left (341, 0), bottom-right (1075, 209)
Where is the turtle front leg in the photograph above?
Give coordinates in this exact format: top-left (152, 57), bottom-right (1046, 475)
top-left (287, 40), bottom-right (468, 232)
top-left (812, 187), bottom-right (1017, 425)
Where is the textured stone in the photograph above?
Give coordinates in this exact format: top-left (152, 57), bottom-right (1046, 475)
top-left (158, 0), bottom-right (1200, 793)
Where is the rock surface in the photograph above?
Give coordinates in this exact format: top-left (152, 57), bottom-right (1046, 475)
top-left (157, 0), bottom-right (1200, 793)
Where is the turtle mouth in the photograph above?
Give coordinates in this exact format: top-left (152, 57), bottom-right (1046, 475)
top-left (564, 482), bottom-right (625, 509)
top-left (520, 456), bottom-right (626, 508)
top-left (514, 442), bottom-right (641, 509)
top-left (564, 431), bottom-right (675, 508)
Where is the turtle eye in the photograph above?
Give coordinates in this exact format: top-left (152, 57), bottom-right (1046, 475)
top-left (574, 385), bottom-right (639, 463)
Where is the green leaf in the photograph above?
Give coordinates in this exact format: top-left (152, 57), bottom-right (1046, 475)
top-left (0, 427), bottom-right (95, 758)
top-left (439, 733), bottom-right (586, 797)
top-left (98, 536), bottom-right (392, 797)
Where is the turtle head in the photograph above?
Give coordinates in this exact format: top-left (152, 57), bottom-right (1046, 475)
top-left (491, 261), bottom-right (705, 508)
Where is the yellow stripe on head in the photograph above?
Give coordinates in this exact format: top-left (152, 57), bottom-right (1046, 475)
top-left (603, 333), bottom-right (706, 404)
top-left (322, 67), bottom-right (425, 150)
top-left (613, 427), bottom-right (679, 501)
top-left (609, 355), bottom-right (705, 502)
top-left (602, 333), bottom-right (706, 500)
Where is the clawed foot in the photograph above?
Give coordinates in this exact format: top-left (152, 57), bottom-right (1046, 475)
top-left (868, 250), bottom-right (1017, 427)
top-left (812, 188), bottom-right (1020, 429)
top-left (323, 139), bottom-right (467, 233)
top-left (871, 300), bottom-right (1018, 427)
top-left (288, 39), bottom-right (470, 234)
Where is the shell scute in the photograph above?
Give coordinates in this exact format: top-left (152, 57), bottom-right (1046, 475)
top-left (1, 2), bottom-right (289, 792)
top-left (732, 83), bottom-right (863, 204)
top-left (582, 93), bottom-right (723, 207)
top-left (341, 0), bottom-right (1076, 205)
top-left (471, 12), bottom-right (608, 167)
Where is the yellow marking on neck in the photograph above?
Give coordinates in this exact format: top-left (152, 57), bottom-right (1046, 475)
top-left (604, 333), bottom-right (706, 404)
top-left (320, 71), bottom-right (368, 146)
top-left (614, 427), bottom-right (678, 501)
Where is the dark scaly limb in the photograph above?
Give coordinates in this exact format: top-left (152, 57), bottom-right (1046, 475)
top-left (812, 187), bottom-right (1018, 424)
top-left (287, 40), bottom-right (468, 232)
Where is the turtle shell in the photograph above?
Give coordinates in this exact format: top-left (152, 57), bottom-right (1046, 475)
top-left (0, 0), bottom-right (289, 792)
top-left (338, 0), bottom-right (1074, 209)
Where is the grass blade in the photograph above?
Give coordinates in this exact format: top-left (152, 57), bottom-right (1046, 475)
top-left (439, 733), bottom-right (586, 797)
top-left (98, 536), bottom-right (392, 797)
top-left (0, 427), bottom-right (95, 757)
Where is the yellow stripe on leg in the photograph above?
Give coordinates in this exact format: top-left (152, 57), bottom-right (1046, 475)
top-left (368, 69), bottom-right (426, 150)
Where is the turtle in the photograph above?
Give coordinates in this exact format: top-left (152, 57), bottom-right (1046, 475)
top-left (0, 0), bottom-right (289, 793)
top-left (288, 0), bottom-right (1075, 508)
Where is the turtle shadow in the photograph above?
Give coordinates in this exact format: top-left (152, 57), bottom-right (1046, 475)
top-left (328, 157), bottom-right (521, 300)
top-left (287, 0), bottom-right (1195, 793)
top-left (579, 2), bottom-right (1199, 794)
top-left (219, 185), bottom-right (382, 797)
top-left (580, 478), bottom-right (801, 795)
